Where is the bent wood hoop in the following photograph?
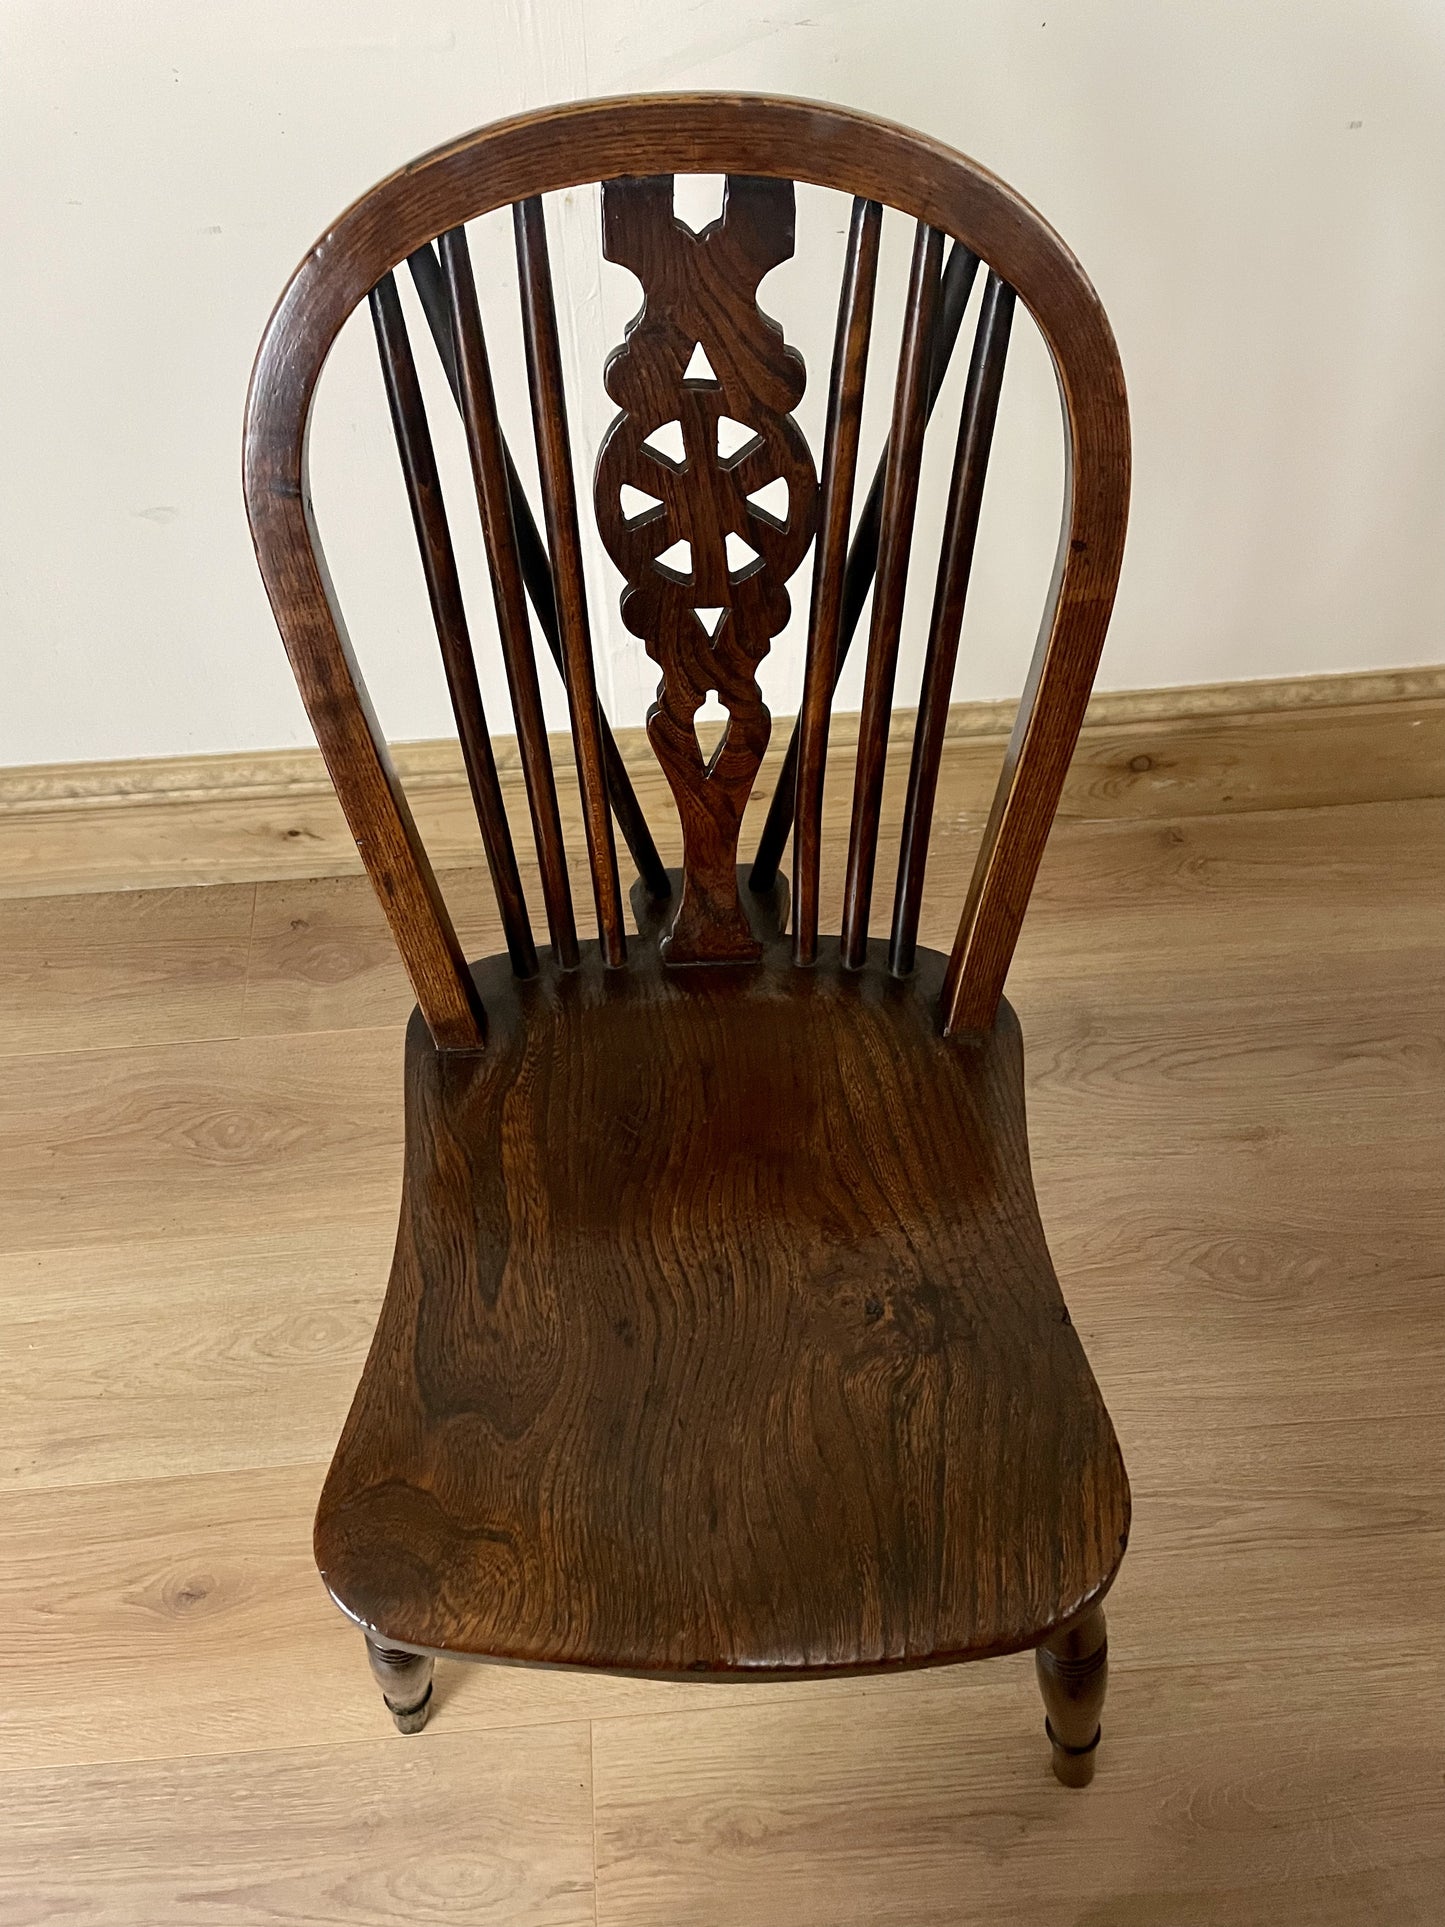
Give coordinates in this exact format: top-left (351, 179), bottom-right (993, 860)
top-left (244, 94), bottom-right (1129, 1049)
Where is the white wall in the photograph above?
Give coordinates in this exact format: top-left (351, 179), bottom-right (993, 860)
top-left (3, 0), bottom-right (1443, 767)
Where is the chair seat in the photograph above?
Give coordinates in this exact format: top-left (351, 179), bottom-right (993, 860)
top-left (315, 929), bottom-right (1130, 1675)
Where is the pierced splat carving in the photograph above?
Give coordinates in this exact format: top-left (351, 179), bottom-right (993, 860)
top-left (595, 174), bottom-right (818, 963)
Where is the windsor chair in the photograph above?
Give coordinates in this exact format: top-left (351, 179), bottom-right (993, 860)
top-left (244, 94), bottom-right (1131, 1785)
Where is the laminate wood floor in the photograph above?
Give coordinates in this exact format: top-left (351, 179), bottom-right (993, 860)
top-left (0, 796), bottom-right (1441, 1924)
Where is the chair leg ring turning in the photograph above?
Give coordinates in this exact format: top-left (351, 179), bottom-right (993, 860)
top-left (384, 1679), bottom-right (433, 1735)
top-left (1043, 1716), bottom-right (1102, 1788)
top-left (365, 1636), bottom-right (435, 1734)
top-left (1034, 1605), bottom-right (1108, 1787)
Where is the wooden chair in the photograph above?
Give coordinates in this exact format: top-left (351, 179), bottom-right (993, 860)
top-left (244, 94), bottom-right (1131, 1785)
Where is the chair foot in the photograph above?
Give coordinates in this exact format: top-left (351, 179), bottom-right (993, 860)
top-left (1035, 1605), bottom-right (1107, 1787)
top-left (365, 1634), bottom-right (434, 1734)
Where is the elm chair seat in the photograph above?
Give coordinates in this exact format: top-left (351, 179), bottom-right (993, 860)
top-left (245, 93), bottom-right (1133, 1779)
top-left (315, 928), bottom-right (1128, 1672)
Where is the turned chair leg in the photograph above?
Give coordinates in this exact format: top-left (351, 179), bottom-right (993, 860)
top-left (1035, 1605), bottom-right (1107, 1787)
top-left (365, 1633), bottom-right (434, 1734)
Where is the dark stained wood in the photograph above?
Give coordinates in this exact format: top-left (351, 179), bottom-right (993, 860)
top-left (246, 94), bottom-right (1129, 1040)
top-left (437, 227), bottom-right (579, 967)
top-left (749, 236), bottom-right (981, 894)
top-left (514, 194), bottom-right (627, 966)
top-left (840, 222), bottom-right (945, 969)
top-left (314, 925), bottom-right (1129, 1672)
top-left (890, 272), bottom-right (1015, 978)
top-left (406, 243), bottom-right (671, 902)
top-left (364, 1634), bottom-right (435, 1734)
top-left (793, 196), bottom-right (881, 966)
top-left (1035, 1605), bottom-right (1108, 1786)
top-left (244, 94), bottom-right (1131, 1742)
top-left (595, 175), bottom-right (817, 961)
top-left (403, 243), bottom-right (464, 393)
top-left (370, 273), bottom-right (537, 978)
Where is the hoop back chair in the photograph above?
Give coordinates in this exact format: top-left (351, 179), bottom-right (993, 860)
top-left (244, 95), bottom-right (1131, 1784)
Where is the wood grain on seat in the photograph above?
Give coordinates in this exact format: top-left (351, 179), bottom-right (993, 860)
top-left (315, 886), bottom-right (1128, 1673)
top-left (246, 93), bottom-right (1132, 1771)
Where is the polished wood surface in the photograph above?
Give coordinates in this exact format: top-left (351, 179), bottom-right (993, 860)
top-left (515, 193), bottom-right (628, 966)
top-left (409, 235), bottom-right (669, 902)
top-left (892, 271), bottom-right (1015, 977)
top-left (595, 175), bottom-right (818, 962)
top-left (791, 195), bottom-right (881, 964)
top-left (242, 94), bottom-right (1132, 1730)
top-left (752, 234), bottom-right (981, 891)
top-left (1035, 1604), bottom-right (1108, 1787)
top-left (370, 270), bottom-right (537, 978)
top-left (365, 1635), bottom-right (435, 1734)
top-left (314, 896), bottom-right (1126, 1670)
top-left (438, 224), bottom-right (579, 966)
top-left (1, 794), bottom-right (1440, 1918)
top-left (244, 92), bottom-right (1129, 1044)
top-left (840, 220), bottom-right (943, 968)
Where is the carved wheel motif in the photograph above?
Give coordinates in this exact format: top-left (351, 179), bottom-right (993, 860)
top-left (595, 174), bottom-right (818, 962)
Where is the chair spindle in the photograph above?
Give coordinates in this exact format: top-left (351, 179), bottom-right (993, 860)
top-left (437, 226), bottom-right (581, 968)
top-left (792, 197), bottom-right (882, 965)
top-left (407, 245), bottom-right (670, 903)
top-left (839, 223), bottom-right (945, 969)
top-left (889, 271), bottom-right (1016, 977)
top-left (513, 195), bottom-right (627, 966)
top-left (749, 238), bottom-right (980, 894)
top-left (370, 272), bottom-right (537, 977)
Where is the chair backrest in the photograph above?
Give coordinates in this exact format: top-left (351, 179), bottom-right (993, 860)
top-left (244, 94), bottom-right (1130, 1052)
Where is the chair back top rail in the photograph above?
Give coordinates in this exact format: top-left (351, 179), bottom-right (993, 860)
top-left (243, 93), bottom-right (1129, 1050)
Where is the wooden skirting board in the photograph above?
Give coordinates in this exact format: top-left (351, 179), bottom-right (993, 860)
top-left (0, 666), bottom-right (1441, 899)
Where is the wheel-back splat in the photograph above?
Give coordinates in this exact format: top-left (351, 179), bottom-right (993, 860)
top-left (595, 175), bottom-right (819, 963)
